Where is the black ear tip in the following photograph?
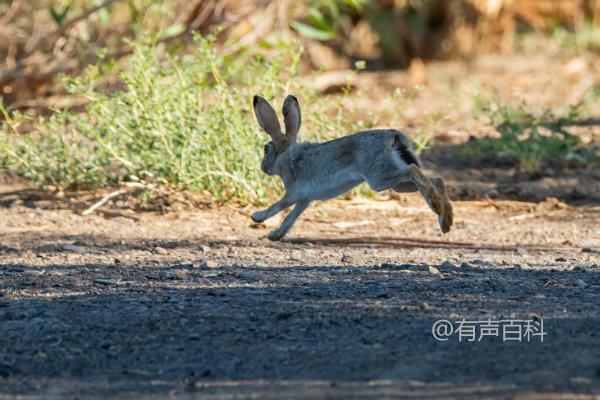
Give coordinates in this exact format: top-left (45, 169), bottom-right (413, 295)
top-left (285, 95), bottom-right (298, 103)
top-left (253, 95), bottom-right (260, 106)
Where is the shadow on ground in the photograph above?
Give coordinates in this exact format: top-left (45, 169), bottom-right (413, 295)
top-left (1, 254), bottom-right (599, 399)
top-left (0, 232), bottom-right (594, 256)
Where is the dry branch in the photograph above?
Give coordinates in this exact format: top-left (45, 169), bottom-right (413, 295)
top-left (81, 188), bottom-right (128, 216)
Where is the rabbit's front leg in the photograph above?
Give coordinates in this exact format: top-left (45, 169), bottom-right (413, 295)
top-left (251, 195), bottom-right (294, 223)
top-left (268, 201), bottom-right (310, 241)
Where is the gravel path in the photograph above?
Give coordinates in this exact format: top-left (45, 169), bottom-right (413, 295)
top-left (0, 198), bottom-right (599, 399)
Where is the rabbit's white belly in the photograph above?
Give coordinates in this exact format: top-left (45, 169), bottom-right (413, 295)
top-left (297, 167), bottom-right (363, 201)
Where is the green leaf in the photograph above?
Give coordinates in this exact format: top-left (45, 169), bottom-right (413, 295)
top-left (343, 0), bottom-right (369, 9)
top-left (49, 2), bottom-right (71, 26)
top-left (306, 8), bottom-right (334, 31)
top-left (161, 23), bottom-right (186, 39)
top-left (290, 21), bottom-right (336, 41)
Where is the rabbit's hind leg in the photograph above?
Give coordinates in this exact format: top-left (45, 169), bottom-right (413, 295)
top-left (431, 176), bottom-right (453, 233)
top-left (364, 169), bottom-right (408, 192)
top-left (407, 164), bottom-right (444, 218)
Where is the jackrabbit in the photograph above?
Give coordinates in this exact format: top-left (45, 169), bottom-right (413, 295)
top-left (251, 95), bottom-right (453, 241)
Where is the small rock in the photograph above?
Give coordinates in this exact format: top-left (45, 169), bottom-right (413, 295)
top-left (516, 247), bottom-right (527, 255)
top-left (24, 269), bottom-right (46, 276)
top-left (200, 245), bottom-right (211, 253)
top-left (62, 244), bottom-right (86, 253)
top-left (485, 188), bottom-right (499, 197)
top-left (409, 264), bottom-right (427, 272)
top-left (471, 259), bottom-right (492, 265)
top-left (237, 271), bottom-right (257, 280)
top-left (420, 302), bottom-right (433, 311)
top-left (93, 279), bottom-right (112, 285)
top-left (555, 257), bottom-right (567, 262)
top-left (460, 262), bottom-right (475, 270)
top-left (438, 261), bottom-right (457, 272)
top-left (174, 269), bottom-right (189, 280)
top-left (428, 266), bottom-right (441, 275)
top-left (206, 288), bottom-right (226, 297)
top-left (572, 265), bottom-right (586, 272)
top-left (581, 247), bottom-right (594, 253)
top-left (154, 247), bottom-right (168, 255)
top-left (341, 254), bottom-right (354, 264)
top-left (188, 332), bottom-right (201, 340)
top-left (277, 310), bottom-right (294, 320)
top-left (199, 259), bottom-right (218, 269)
top-left (162, 272), bottom-right (177, 280)
top-left (575, 279), bottom-right (587, 288)
top-left (100, 340), bottom-right (112, 349)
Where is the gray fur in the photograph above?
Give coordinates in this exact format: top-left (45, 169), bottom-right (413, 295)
top-left (251, 96), bottom-right (448, 240)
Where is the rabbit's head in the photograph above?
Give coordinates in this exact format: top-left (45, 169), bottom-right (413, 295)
top-left (253, 95), bottom-right (301, 175)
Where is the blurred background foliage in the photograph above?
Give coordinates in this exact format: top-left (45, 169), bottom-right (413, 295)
top-left (2, 0), bottom-right (599, 107)
top-left (0, 0), bottom-right (599, 204)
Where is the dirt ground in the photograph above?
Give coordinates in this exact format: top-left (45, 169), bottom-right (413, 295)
top-left (0, 190), bottom-right (599, 399)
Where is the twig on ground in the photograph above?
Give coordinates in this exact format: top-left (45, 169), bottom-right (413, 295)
top-left (81, 188), bottom-right (128, 216)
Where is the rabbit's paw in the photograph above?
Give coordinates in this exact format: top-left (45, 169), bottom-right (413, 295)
top-left (438, 203), bottom-right (453, 233)
top-left (251, 210), bottom-right (268, 223)
top-left (267, 228), bottom-right (285, 241)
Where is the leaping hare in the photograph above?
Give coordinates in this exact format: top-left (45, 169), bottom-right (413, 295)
top-left (251, 95), bottom-right (453, 241)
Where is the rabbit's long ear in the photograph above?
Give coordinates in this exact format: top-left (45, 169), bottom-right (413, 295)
top-left (253, 96), bottom-right (286, 147)
top-left (282, 95), bottom-right (301, 143)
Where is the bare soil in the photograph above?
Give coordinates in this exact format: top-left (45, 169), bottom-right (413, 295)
top-left (0, 192), bottom-right (599, 399)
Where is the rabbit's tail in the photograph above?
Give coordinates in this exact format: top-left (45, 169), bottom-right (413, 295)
top-left (386, 131), bottom-right (421, 168)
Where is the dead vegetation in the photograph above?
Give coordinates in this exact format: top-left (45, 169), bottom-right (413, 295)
top-left (1, 0), bottom-right (599, 109)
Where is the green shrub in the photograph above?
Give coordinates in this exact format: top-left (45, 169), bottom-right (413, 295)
top-left (458, 96), bottom-right (599, 171)
top-left (0, 35), bottom-right (371, 205)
